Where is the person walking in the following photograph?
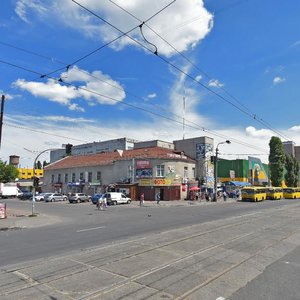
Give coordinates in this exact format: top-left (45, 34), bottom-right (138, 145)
top-left (156, 192), bottom-right (161, 205)
top-left (139, 193), bottom-right (144, 207)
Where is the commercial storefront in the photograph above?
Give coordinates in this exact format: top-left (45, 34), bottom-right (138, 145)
top-left (138, 177), bottom-right (181, 201)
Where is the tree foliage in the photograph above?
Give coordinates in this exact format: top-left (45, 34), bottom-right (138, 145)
top-left (293, 156), bottom-right (299, 187)
top-left (0, 160), bottom-right (19, 182)
top-left (269, 136), bottom-right (285, 186)
top-left (35, 160), bottom-right (42, 169)
top-left (285, 154), bottom-right (295, 187)
top-left (43, 160), bottom-right (49, 168)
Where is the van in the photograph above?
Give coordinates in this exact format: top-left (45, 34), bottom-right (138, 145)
top-left (104, 192), bottom-right (131, 205)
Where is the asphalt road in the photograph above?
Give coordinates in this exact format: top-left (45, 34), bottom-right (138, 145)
top-left (0, 198), bottom-right (295, 266)
top-left (2, 198), bottom-right (300, 299)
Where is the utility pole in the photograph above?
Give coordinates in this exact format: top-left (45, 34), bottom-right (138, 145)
top-left (0, 95), bottom-right (5, 150)
top-left (213, 140), bottom-right (231, 201)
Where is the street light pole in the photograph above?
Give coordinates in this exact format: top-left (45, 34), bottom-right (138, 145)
top-left (214, 140), bottom-right (231, 201)
top-left (31, 148), bottom-right (55, 216)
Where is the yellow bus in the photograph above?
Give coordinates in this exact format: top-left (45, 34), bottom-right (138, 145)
top-left (266, 187), bottom-right (283, 200)
top-left (241, 187), bottom-right (266, 202)
top-left (283, 187), bottom-right (300, 199)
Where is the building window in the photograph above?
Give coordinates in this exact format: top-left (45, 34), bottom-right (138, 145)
top-left (58, 174), bottom-right (61, 183)
top-left (64, 173), bottom-right (68, 183)
top-left (156, 165), bottom-right (165, 177)
top-left (51, 174), bottom-right (55, 183)
top-left (80, 173), bottom-right (84, 180)
top-left (192, 167), bottom-right (196, 179)
top-left (184, 166), bottom-right (188, 179)
top-left (72, 173), bottom-right (75, 182)
top-left (88, 172), bottom-right (92, 182)
top-left (96, 171), bottom-right (101, 182)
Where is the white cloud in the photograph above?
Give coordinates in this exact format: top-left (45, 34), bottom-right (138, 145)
top-left (15, 0), bottom-right (213, 57)
top-left (245, 126), bottom-right (273, 139)
top-left (208, 79), bottom-right (224, 88)
top-left (147, 93), bottom-right (157, 99)
top-left (195, 75), bottom-right (202, 82)
top-left (0, 91), bottom-right (15, 100)
top-left (13, 66), bottom-right (126, 110)
top-left (15, 0), bottom-right (47, 23)
top-left (273, 76), bottom-right (286, 85)
top-left (289, 125), bottom-right (300, 132)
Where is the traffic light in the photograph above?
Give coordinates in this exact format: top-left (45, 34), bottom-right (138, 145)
top-left (65, 143), bottom-right (73, 156)
top-left (33, 176), bottom-right (39, 188)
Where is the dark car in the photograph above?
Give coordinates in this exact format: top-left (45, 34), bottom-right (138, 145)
top-left (19, 191), bottom-right (33, 200)
top-left (91, 194), bottom-right (104, 205)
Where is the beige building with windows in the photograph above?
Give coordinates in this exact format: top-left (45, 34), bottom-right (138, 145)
top-left (44, 146), bottom-right (196, 201)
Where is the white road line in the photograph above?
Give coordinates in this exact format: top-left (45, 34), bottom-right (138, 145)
top-left (76, 226), bottom-right (106, 233)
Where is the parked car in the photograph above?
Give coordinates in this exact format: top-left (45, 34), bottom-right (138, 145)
top-left (44, 193), bottom-right (67, 202)
top-left (104, 192), bottom-right (131, 205)
top-left (19, 191), bottom-right (33, 200)
top-left (69, 193), bottom-right (91, 203)
top-left (33, 193), bottom-right (52, 202)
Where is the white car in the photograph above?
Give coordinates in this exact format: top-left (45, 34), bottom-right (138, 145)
top-left (34, 193), bottom-right (52, 201)
top-left (104, 192), bottom-right (131, 205)
top-left (44, 193), bottom-right (67, 202)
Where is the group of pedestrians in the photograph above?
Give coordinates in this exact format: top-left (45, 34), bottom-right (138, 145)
top-left (139, 192), bottom-right (161, 206)
top-left (97, 195), bottom-right (107, 210)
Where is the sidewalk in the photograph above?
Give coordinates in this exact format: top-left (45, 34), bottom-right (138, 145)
top-left (131, 197), bottom-right (238, 207)
top-left (0, 208), bottom-right (59, 231)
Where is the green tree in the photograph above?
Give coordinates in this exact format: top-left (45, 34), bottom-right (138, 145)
top-left (35, 160), bottom-right (42, 169)
top-left (293, 156), bottom-right (299, 187)
top-left (269, 136), bottom-right (285, 186)
top-left (285, 154), bottom-right (295, 187)
top-left (0, 160), bottom-right (19, 182)
top-left (43, 160), bottom-right (49, 168)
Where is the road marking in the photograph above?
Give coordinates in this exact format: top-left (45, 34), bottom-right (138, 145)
top-left (76, 226), bottom-right (105, 232)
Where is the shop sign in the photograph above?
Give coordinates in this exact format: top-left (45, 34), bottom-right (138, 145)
top-left (89, 182), bottom-right (101, 186)
top-left (153, 178), bottom-right (171, 186)
top-left (136, 160), bottom-right (150, 169)
top-left (139, 179), bottom-right (152, 186)
top-left (136, 168), bottom-right (153, 178)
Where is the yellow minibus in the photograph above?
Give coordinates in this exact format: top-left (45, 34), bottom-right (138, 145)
top-left (266, 187), bottom-right (283, 200)
top-left (283, 188), bottom-right (300, 199)
top-left (241, 187), bottom-right (266, 202)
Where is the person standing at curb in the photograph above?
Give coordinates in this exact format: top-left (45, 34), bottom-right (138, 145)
top-left (223, 190), bottom-right (227, 201)
top-left (156, 192), bottom-right (160, 205)
top-left (139, 193), bottom-right (144, 207)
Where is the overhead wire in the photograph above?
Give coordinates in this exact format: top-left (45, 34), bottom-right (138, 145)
top-left (0, 41), bottom-right (267, 154)
top-left (108, 0), bottom-right (292, 142)
top-left (0, 1), bottom-right (269, 154)
top-left (0, 58), bottom-right (267, 153)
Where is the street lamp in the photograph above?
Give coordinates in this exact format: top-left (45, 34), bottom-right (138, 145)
top-left (213, 140), bottom-right (231, 201)
top-left (31, 148), bottom-right (56, 216)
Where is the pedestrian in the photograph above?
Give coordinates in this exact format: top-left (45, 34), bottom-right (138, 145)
top-left (223, 190), bottom-right (227, 201)
top-left (156, 192), bottom-right (161, 205)
top-left (205, 191), bottom-right (209, 202)
top-left (195, 191), bottom-right (199, 201)
top-left (139, 193), bottom-right (144, 207)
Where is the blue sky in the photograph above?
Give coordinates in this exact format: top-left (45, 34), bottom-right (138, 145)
top-left (1, 0), bottom-right (300, 167)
